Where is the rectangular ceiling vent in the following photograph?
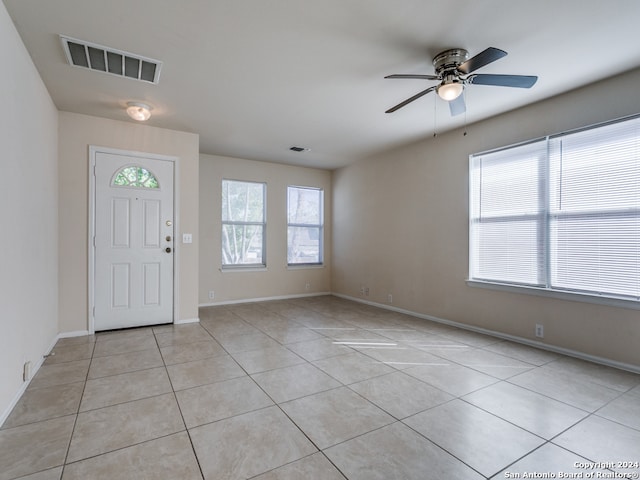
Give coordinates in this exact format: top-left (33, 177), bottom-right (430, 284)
top-left (59, 35), bottom-right (162, 84)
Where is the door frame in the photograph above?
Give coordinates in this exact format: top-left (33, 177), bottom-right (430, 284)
top-left (88, 146), bottom-right (180, 334)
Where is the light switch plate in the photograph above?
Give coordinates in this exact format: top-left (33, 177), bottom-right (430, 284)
top-left (182, 233), bottom-right (193, 244)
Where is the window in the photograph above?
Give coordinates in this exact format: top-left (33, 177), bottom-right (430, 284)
top-left (470, 115), bottom-right (640, 301)
top-left (222, 180), bottom-right (266, 268)
top-left (287, 186), bottom-right (323, 265)
top-left (112, 166), bottom-right (159, 188)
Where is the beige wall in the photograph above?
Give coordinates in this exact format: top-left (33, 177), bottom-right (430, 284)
top-left (58, 112), bottom-right (200, 332)
top-left (199, 154), bottom-right (331, 304)
top-left (0, 2), bottom-right (59, 421)
top-left (332, 67), bottom-right (640, 368)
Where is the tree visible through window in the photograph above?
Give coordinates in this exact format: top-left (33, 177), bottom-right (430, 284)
top-left (222, 180), bottom-right (266, 267)
top-left (112, 166), bottom-right (159, 188)
top-left (288, 186), bottom-right (323, 265)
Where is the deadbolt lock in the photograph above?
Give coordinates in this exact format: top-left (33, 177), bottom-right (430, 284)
top-left (165, 247), bottom-right (172, 253)
top-left (166, 236), bottom-right (172, 242)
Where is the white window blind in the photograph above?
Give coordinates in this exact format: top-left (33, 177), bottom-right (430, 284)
top-left (470, 115), bottom-right (640, 301)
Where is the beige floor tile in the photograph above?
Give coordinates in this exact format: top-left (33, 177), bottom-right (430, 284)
top-left (201, 318), bottom-right (259, 337)
top-left (92, 334), bottom-right (158, 358)
top-left (252, 363), bottom-right (341, 403)
top-left (14, 466), bottom-right (63, 480)
top-left (493, 443), bottom-right (607, 479)
top-left (0, 415), bottom-right (75, 480)
top-left (320, 329), bottom-right (390, 343)
top-left (252, 453), bottom-right (346, 480)
top-left (545, 356), bottom-right (640, 392)
top-left (62, 432), bottom-right (202, 480)
top-left (509, 367), bottom-right (620, 412)
top-left (553, 415), bottom-right (640, 472)
top-left (190, 406), bottom-right (316, 480)
top-left (215, 332), bottom-right (282, 353)
top-left (286, 338), bottom-right (354, 362)
top-left (43, 344), bottom-right (94, 365)
top-left (404, 362), bottom-right (499, 396)
top-left (437, 348), bottom-right (536, 379)
top-left (2, 382), bottom-right (84, 429)
top-left (483, 341), bottom-right (560, 366)
top-left (87, 347), bottom-right (163, 379)
top-left (80, 367), bottom-right (172, 411)
top-left (404, 399), bottom-right (543, 478)
top-left (312, 352), bottom-right (395, 385)
top-left (596, 391), bottom-right (640, 430)
top-left (160, 339), bottom-right (226, 365)
top-left (176, 376), bottom-right (273, 428)
top-left (166, 355), bottom-right (245, 391)
top-left (281, 387), bottom-right (394, 449)
top-left (349, 371), bottom-right (453, 419)
top-left (54, 335), bottom-right (95, 348)
top-left (67, 393), bottom-right (184, 462)
top-left (231, 345), bottom-right (305, 374)
top-left (27, 360), bottom-right (90, 390)
top-left (325, 422), bottom-right (484, 480)
top-left (463, 382), bottom-right (588, 439)
top-left (355, 344), bottom-right (448, 370)
top-left (262, 327), bottom-right (324, 344)
top-left (155, 324), bottom-right (213, 347)
top-left (95, 326), bottom-right (154, 341)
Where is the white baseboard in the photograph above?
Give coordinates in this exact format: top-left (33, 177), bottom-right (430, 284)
top-left (199, 291), bottom-right (331, 307)
top-left (0, 333), bottom-right (60, 428)
top-left (58, 330), bottom-right (90, 338)
top-left (333, 293), bottom-right (640, 375)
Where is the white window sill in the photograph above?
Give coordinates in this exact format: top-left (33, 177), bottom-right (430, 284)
top-left (466, 279), bottom-right (640, 311)
top-left (220, 266), bottom-right (267, 273)
top-left (287, 264), bottom-right (325, 270)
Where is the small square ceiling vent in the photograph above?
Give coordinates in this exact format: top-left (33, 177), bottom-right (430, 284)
top-left (60, 35), bottom-right (162, 84)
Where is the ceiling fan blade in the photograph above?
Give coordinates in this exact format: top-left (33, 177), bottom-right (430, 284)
top-left (385, 74), bottom-right (440, 80)
top-left (457, 47), bottom-right (507, 74)
top-left (385, 86), bottom-right (437, 113)
top-left (468, 74), bottom-right (538, 88)
top-left (449, 94), bottom-right (466, 116)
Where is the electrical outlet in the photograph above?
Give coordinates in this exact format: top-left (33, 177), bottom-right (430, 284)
top-left (535, 324), bottom-right (544, 338)
top-left (305, 283), bottom-right (310, 290)
top-left (387, 294), bottom-right (393, 303)
top-left (208, 290), bottom-right (215, 300)
top-left (364, 287), bottom-right (370, 296)
top-left (23, 361), bottom-right (31, 381)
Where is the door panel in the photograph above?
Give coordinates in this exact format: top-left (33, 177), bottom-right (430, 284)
top-left (94, 152), bottom-right (174, 331)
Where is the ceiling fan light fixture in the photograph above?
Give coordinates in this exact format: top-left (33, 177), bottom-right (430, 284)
top-left (126, 102), bottom-right (152, 121)
top-left (437, 81), bottom-right (464, 101)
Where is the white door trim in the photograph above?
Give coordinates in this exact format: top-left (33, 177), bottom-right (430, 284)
top-left (88, 146), bottom-right (180, 334)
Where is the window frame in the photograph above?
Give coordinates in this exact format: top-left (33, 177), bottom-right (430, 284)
top-left (221, 179), bottom-right (267, 270)
top-left (468, 114), bottom-right (640, 309)
top-left (287, 185), bottom-right (324, 266)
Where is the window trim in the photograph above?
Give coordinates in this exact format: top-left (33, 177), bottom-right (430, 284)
top-left (221, 179), bottom-right (267, 270)
top-left (287, 185), bottom-right (324, 266)
top-left (468, 113), bottom-right (640, 309)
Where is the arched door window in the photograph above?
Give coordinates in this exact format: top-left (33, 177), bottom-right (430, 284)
top-left (112, 165), bottom-right (160, 189)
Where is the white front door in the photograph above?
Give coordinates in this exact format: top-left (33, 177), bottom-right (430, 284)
top-left (94, 151), bottom-right (174, 331)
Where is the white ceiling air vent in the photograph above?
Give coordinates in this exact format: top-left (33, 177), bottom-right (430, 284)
top-left (59, 35), bottom-right (162, 84)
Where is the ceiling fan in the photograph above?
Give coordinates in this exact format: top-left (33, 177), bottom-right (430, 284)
top-left (385, 47), bottom-right (538, 116)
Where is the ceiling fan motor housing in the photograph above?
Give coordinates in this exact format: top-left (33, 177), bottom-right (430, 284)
top-left (433, 48), bottom-right (469, 75)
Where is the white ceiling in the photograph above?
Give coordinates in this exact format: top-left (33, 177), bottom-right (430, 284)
top-left (5, 0), bottom-right (640, 169)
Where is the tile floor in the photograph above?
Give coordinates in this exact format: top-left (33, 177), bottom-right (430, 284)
top-left (1, 295), bottom-right (639, 479)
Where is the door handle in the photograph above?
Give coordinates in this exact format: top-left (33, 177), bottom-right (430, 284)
top-left (165, 247), bottom-right (172, 253)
